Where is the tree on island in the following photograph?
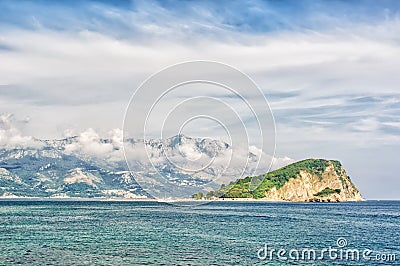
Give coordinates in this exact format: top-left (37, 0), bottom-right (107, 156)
top-left (192, 192), bottom-right (204, 200)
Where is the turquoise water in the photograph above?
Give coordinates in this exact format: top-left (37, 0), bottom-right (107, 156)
top-left (0, 200), bottom-right (399, 265)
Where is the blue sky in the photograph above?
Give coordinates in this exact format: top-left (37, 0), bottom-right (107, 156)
top-left (1, 0), bottom-right (400, 36)
top-left (0, 0), bottom-right (399, 199)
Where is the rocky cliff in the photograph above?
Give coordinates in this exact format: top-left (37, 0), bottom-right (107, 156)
top-left (263, 161), bottom-right (363, 202)
top-left (208, 159), bottom-right (363, 202)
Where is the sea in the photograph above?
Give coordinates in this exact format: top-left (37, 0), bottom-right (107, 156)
top-left (0, 200), bottom-right (399, 265)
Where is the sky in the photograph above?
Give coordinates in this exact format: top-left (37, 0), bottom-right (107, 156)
top-left (0, 0), bottom-right (399, 199)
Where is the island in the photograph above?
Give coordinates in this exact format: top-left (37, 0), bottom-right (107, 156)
top-left (194, 159), bottom-right (364, 202)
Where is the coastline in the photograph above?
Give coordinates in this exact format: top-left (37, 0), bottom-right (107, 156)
top-left (0, 196), bottom-right (156, 202)
top-left (0, 196), bottom-right (367, 202)
top-left (179, 198), bottom-right (366, 203)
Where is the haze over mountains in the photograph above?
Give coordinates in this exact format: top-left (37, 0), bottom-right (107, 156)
top-left (0, 127), bottom-right (292, 198)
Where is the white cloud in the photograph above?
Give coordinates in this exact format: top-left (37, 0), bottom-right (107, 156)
top-left (1, 1), bottom-right (399, 198)
top-left (0, 113), bottom-right (42, 149)
top-left (352, 118), bottom-right (380, 132)
top-left (64, 128), bottom-right (124, 161)
top-left (0, 25), bottom-right (399, 144)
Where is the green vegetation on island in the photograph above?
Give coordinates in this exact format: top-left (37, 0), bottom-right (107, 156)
top-left (192, 192), bottom-right (204, 200)
top-left (201, 159), bottom-right (346, 200)
top-left (313, 187), bottom-right (341, 197)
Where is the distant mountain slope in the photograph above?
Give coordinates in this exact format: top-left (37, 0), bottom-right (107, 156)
top-left (205, 159), bottom-right (363, 202)
top-left (0, 146), bottom-right (146, 198)
top-left (0, 134), bottom-right (285, 198)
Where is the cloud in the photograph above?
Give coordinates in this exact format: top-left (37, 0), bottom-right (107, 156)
top-left (1, 26), bottom-right (399, 147)
top-left (0, 0), bottom-right (399, 198)
top-left (1, 4), bottom-right (398, 126)
top-left (0, 113), bottom-right (42, 149)
top-left (64, 128), bottom-right (124, 161)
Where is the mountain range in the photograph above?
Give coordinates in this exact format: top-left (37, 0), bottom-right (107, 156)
top-left (0, 134), bottom-right (285, 199)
